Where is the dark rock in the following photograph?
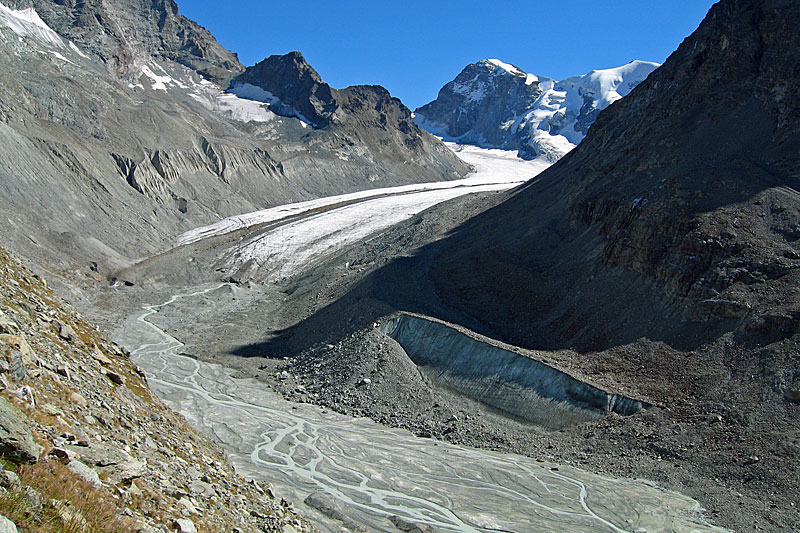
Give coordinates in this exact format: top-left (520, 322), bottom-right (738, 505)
top-left (389, 515), bottom-right (434, 532)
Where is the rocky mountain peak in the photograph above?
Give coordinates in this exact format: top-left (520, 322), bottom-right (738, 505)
top-left (3, 0), bottom-right (244, 81)
top-left (231, 51), bottom-right (337, 127)
top-left (414, 58), bottom-right (544, 144)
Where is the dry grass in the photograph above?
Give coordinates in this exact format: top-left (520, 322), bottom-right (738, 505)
top-left (0, 460), bottom-right (136, 533)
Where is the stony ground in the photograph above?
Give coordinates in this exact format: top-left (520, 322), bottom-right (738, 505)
top-left (0, 245), bottom-right (316, 533)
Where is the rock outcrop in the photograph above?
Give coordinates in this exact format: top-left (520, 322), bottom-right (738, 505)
top-left (3, 0), bottom-right (244, 81)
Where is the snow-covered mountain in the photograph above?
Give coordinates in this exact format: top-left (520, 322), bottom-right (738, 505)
top-left (414, 59), bottom-right (659, 161)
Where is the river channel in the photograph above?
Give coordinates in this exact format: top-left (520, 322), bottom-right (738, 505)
top-left (113, 285), bottom-right (726, 533)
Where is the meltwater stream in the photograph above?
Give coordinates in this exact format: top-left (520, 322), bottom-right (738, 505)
top-left (113, 285), bottom-right (726, 533)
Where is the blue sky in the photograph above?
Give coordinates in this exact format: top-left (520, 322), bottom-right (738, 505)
top-left (177, 1), bottom-right (717, 110)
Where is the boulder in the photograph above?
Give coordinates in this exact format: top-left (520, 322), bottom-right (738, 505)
top-left (67, 460), bottom-right (102, 489)
top-left (170, 518), bottom-right (197, 533)
top-left (0, 396), bottom-right (39, 464)
top-left (0, 513), bottom-right (17, 533)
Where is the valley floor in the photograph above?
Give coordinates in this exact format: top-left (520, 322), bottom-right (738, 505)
top-left (85, 144), bottom-right (798, 533)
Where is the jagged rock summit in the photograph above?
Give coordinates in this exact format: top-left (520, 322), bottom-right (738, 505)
top-left (232, 51), bottom-right (337, 127)
top-left (414, 58), bottom-right (659, 161)
top-left (230, 50), bottom-right (440, 168)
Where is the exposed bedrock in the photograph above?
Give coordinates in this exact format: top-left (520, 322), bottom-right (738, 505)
top-left (382, 313), bottom-right (646, 430)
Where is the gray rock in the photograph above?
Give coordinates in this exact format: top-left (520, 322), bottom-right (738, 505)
top-left (0, 471), bottom-right (20, 490)
top-left (304, 491), bottom-right (361, 530)
top-left (53, 321), bottom-right (75, 342)
top-left (48, 447), bottom-right (76, 465)
top-left (0, 396), bottom-right (39, 464)
top-left (390, 515), bottom-right (434, 533)
top-left (0, 514), bottom-right (17, 533)
top-left (188, 479), bottom-right (214, 498)
top-left (0, 312), bottom-right (17, 335)
top-left (0, 335), bottom-right (36, 381)
top-left (170, 518), bottom-right (197, 533)
top-left (67, 460), bottom-right (102, 489)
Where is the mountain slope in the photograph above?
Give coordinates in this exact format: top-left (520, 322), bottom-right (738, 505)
top-left (414, 58), bottom-right (658, 161)
top-left (0, 245), bottom-right (314, 532)
top-left (270, 1), bottom-right (799, 530)
top-left (408, 0), bottom-right (799, 352)
top-left (0, 0), bottom-right (469, 278)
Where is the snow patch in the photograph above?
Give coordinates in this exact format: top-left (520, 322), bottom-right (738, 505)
top-left (48, 50), bottom-right (74, 64)
top-left (228, 82), bottom-right (313, 127)
top-left (68, 40), bottom-right (88, 59)
top-left (0, 2), bottom-right (65, 48)
top-left (190, 85), bottom-right (278, 124)
top-left (487, 58), bottom-right (523, 75)
top-left (138, 64), bottom-right (184, 91)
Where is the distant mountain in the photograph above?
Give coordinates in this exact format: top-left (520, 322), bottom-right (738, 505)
top-left (0, 0), bottom-right (469, 274)
top-left (414, 59), bottom-right (659, 161)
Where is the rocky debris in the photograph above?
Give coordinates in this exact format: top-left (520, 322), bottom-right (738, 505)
top-left (0, 246), bottom-right (317, 531)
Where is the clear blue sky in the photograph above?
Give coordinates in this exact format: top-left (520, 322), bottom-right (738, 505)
top-left (176, 0), bottom-right (717, 110)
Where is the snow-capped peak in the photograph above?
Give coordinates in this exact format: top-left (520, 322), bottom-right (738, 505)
top-left (415, 59), bottom-right (660, 163)
top-left (560, 60), bottom-right (661, 110)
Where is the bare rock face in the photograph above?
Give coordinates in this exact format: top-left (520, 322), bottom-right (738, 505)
top-left (0, 396), bottom-right (39, 465)
top-left (230, 51), bottom-right (459, 174)
top-left (233, 52), bottom-right (337, 127)
top-left (415, 59), bottom-right (544, 145)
